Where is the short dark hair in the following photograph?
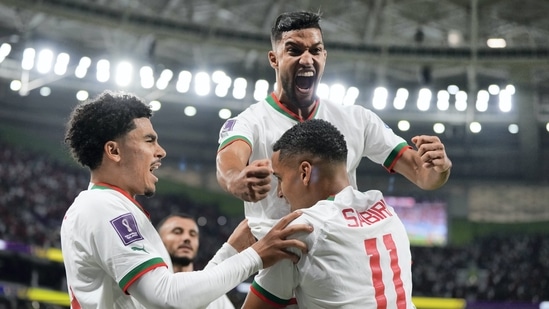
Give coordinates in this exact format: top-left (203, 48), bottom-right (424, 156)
top-left (64, 90), bottom-right (153, 170)
top-left (271, 11), bottom-right (323, 46)
top-left (273, 119), bottom-right (347, 163)
top-left (156, 213), bottom-right (196, 231)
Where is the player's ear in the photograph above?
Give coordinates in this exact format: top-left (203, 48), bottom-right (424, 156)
top-left (105, 141), bottom-right (121, 162)
top-left (268, 50), bottom-right (278, 69)
top-left (300, 161), bottom-right (312, 186)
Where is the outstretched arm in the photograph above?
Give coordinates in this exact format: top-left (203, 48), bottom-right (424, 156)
top-left (128, 212), bottom-right (311, 309)
top-left (216, 140), bottom-right (273, 202)
top-left (394, 135), bottom-right (452, 190)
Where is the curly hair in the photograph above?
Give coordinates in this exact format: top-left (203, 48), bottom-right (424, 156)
top-left (271, 11), bottom-right (323, 46)
top-left (64, 90), bottom-right (152, 170)
top-left (273, 119), bottom-right (347, 164)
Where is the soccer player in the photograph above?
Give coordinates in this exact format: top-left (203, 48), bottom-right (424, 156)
top-left (216, 10), bottom-right (452, 242)
top-left (157, 213), bottom-right (241, 308)
top-left (242, 119), bottom-right (415, 308)
top-left (216, 12), bottom-right (451, 304)
top-left (60, 90), bottom-right (311, 309)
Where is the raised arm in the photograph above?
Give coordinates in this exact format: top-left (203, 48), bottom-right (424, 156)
top-left (216, 140), bottom-right (273, 202)
top-left (129, 211), bottom-right (311, 309)
top-left (394, 135), bottom-right (452, 190)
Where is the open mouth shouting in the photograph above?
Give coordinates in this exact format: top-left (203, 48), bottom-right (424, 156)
top-left (295, 70), bottom-right (315, 96)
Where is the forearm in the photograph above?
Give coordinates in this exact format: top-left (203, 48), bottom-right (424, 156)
top-left (417, 167), bottom-right (451, 190)
top-left (204, 243), bottom-right (238, 269)
top-left (129, 247), bottom-right (261, 309)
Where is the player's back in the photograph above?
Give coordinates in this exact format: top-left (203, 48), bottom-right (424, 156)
top-left (294, 186), bottom-right (414, 309)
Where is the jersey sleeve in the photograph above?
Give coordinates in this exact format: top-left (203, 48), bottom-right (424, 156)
top-left (72, 191), bottom-right (168, 293)
top-left (250, 215), bottom-right (317, 307)
top-left (358, 107), bottom-right (411, 171)
top-left (217, 113), bottom-right (255, 152)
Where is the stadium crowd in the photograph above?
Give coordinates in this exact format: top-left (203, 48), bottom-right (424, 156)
top-left (0, 140), bottom-right (547, 304)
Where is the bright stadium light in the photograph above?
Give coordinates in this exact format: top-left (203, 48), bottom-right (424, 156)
top-left (36, 49), bottom-right (54, 74)
top-left (156, 69), bottom-right (174, 90)
top-left (417, 88), bottom-right (432, 111)
top-left (194, 72), bottom-right (210, 96)
top-left (372, 86), bottom-right (388, 110)
top-left (76, 90), bottom-right (89, 101)
top-left (21, 48), bottom-right (36, 70)
top-left (115, 61), bottom-right (133, 87)
top-left (184, 106), bottom-right (197, 117)
top-left (469, 121), bottom-right (482, 133)
top-left (96, 59), bottom-right (110, 83)
top-left (316, 83), bottom-right (329, 99)
top-left (54, 52), bottom-right (70, 75)
top-left (140, 66), bottom-right (155, 89)
top-left (218, 108), bottom-right (231, 119)
top-left (433, 123), bottom-right (445, 134)
top-left (176, 70), bottom-right (192, 93)
top-left (75, 57), bottom-right (91, 78)
top-left (393, 88), bottom-right (408, 110)
top-left (253, 79), bottom-right (270, 101)
top-left (398, 120), bottom-right (410, 131)
top-left (232, 77), bottom-right (247, 99)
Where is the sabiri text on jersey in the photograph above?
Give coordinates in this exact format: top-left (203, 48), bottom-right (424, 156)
top-left (341, 199), bottom-right (394, 227)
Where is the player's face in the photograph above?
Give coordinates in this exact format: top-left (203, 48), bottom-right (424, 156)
top-left (270, 28), bottom-right (327, 109)
top-left (272, 151), bottom-right (310, 212)
top-left (159, 217), bottom-right (199, 261)
top-left (117, 118), bottom-right (166, 197)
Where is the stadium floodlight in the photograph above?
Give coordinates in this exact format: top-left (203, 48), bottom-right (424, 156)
top-left (54, 52), bottom-right (70, 76)
top-left (437, 90), bottom-right (450, 111)
top-left (36, 49), bottom-right (54, 74)
top-left (316, 83), bottom-right (329, 99)
top-left (76, 90), bottom-right (89, 101)
top-left (21, 48), bottom-right (36, 71)
top-left (433, 123), bottom-right (445, 134)
top-left (232, 77), bottom-right (247, 100)
top-left (75, 57), bottom-right (91, 79)
top-left (10, 80), bottom-right (22, 91)
top-left (342, 86), bottom-right (359, 106)
top-left (253, 79), bottom-right (269, 101)
top-left (397, 120), bottom-right (410, 131)
top-left (156, 69), bottom-right (174, 90)
top-left (393, 88), bottom-right (408, 110)
top-left (417, 88), bottom-right (432, 111)
top-left (447, 85), bottom-right (459, 95)
top-left (469, 121), bottom-right (482, 133)
top-left (475, 90), bottom-right (489, 112)
top-left (115, 61), bottom-right (133, 87)
top-left (149, 100), bottom-right (161, 111)
top-left (498, 90), bottom-right (512, 112)
top-left (140, 66), bottom-right (155, 89)
top-left (218, 108), bottom-right (231, 119)
top-left (96, 59), bottom-right (110, 83)
top-left (508, 124), bottom-right (519, 134)
top-left (40, 86), bottom-right (51, 97)
top-left (176, 70), bottom-right (192, 93)
top-left (194, 71), bottom-right (210, 96)
top-left (184, 106), bottom-right (197, 117)
top-left (488, 84), bottom-right (500, 95)
top-left (328, 83), bottom-right (346, 105)
top-left (372, 86), bottom-right (388, 110)
top-left (455, 91), bottom-right (468, 111)
top-left (0, 43), bottom-right (11, 57)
